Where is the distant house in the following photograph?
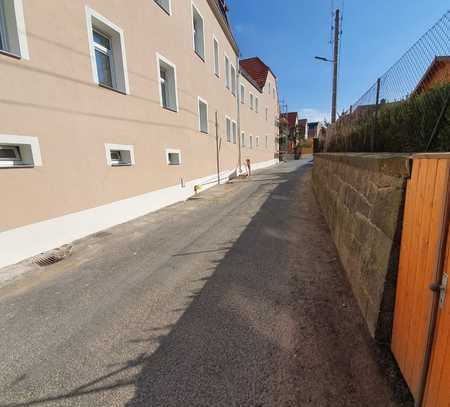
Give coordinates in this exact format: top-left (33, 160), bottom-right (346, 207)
top-left (280, 112), bottom-right (301, 153)
top-left (413, 56), bottom-right (450, 96)
top-left (306, 121), bottom-right (326, 139)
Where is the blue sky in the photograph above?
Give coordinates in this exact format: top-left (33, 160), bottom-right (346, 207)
top-left (227, 0), bottom-right (449, 122)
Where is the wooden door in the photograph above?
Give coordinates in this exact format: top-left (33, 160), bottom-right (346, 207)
top-left (391, 155), bottom-right (450, 402)
top-left (423, 226), bottom-right (450, 406)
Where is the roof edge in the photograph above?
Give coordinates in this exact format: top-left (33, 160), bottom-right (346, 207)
top-left (207, 0), bottom-right (239, 56)
top-left (240, 56), bottom-right (278, 79)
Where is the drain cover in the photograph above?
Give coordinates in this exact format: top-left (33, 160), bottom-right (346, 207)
top-left (33, 245), bottom-right (72, 267)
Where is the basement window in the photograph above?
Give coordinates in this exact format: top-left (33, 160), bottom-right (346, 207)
top-left (192, 3), bottom-right (205, 60)
top-left (166, 149), bottom-right (181, 165)
top-left (105, 144), bottom-right (135, 166)
top-left (157, 53), bottom-right (178, 111)
top-left (198, 97), bottom-right (208, 133)
top-left (154, 0), bottom-right (171, 15)
top-left (0, 135), bottom-right (42, 168)
top-left (86, 7), bottom-right (129, 94)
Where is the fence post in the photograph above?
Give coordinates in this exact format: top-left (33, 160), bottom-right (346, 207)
top-left (373, 78), bottom-right (381, 152)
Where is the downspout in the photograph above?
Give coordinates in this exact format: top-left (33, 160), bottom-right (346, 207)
top-left (236, 54), bottom-right (242, 174)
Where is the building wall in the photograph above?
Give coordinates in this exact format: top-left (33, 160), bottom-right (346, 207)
top-left (239, 70), bottom-right (279, 166)
top-left (0, 0), bottom-right (279, 267)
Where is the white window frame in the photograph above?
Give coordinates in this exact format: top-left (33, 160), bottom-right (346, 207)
top-left (156, 52), bottom-right (179, 112)
top-left (212, 35), bottom-right (219, 77)
top-left (0, 135), bottom-right (42, 168)
top-left (240, 83), bottom-right (245, 104)
top-left (191, 2), bottom-right (205, 61)
top-left (0, 0), bottom-right (29, 59)
top-left (225, 115), bottom-right (231, 143)
top-left (105, 144), bottom-right (135, 167)
top-left (198, 96), bottom-right (208, 134)
top-left (166, 148), bottom-right (182, 165)
top-left (224, 53), bottom-right (230, 89)
top-left (230, 63), bottom-right (236, 96)
top-left (232, 120), bottom-right (237, 144)
top-left (85, 7), bottom-right (130, 94)
top-left (154, 0), bottom-right (172, 15)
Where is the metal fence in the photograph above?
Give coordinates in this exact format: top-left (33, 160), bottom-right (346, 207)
top-left (326, 10), bottom-right (450, 153)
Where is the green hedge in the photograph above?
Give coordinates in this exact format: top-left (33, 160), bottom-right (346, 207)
top-left (328, 84), bottom-right (450, 153)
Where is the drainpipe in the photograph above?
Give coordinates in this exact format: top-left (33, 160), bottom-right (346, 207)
top-left (236, 54), bottom-right (242, 174)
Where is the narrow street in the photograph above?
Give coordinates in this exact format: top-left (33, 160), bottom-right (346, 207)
top-left (0, 160), bottom-right (405, 407)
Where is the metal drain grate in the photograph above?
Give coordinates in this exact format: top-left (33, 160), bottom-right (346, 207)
top-left (33, 245), bottom-right (72, 267)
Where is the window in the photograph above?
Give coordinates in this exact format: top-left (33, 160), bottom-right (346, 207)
top-left (105, 144), bottom-right (134, 166)
top-left (250, 93), bottom-right (254, 110)
top-left (154, 0), bottom-right (171, 14)
top-left (224, 54), bottom-right (230, 89)
top-left (0, 135), bottom-right (42, 168)
top-left (230, 64), bottom-right (236, 95)
top-left (265, 107), bottom-right (268, 121)
top-left (166, 149), bottom-right (181, 165)
top-left (0, 0), bottom-right (29, 58)
top-left (198, 97), bottom-right (208, 133)
top-left (268, 82), bottom-right (271, 94)
top-left (241, 131), bottom-right (245, 147)
top-left (213, 36), bottom-right (219, 76)
top-left (232, 121), bottom-right (237, 144)
top-left (157, 53), bottom-right (178, 111)
top-left (256, 136), bottom-right (260, 147)
top-left (226, 116), bottom-right (231, 142)
top-left (249, 135), bottom-right (253, 149)
top-left (255, 97), bottom-right (259, 113)
top-left (192, 3), bottom-right (204, 60)
top-left (240, 84), bottom-right (245, 104)
top-left (86, 7), bottom-right (129, 94)
top-left (265, 135), bottom-right (268, 148)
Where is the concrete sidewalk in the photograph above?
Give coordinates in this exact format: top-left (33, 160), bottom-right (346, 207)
top-left (0, 160), bottom-right (411, 406)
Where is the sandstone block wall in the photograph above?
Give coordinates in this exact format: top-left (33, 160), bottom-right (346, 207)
top-left (313, 153), bottom-right (411, 341)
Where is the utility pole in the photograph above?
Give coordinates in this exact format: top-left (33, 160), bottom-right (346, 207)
top-left (331, 8), bottom-right (340, 124)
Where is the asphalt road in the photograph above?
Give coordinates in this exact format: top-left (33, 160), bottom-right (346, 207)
top-left (0, 160), bottom-right (409, 407)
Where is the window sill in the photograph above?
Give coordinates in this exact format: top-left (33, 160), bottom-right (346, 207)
top-left (194, 51), bottom-right (205, 62)
top-left (168, 163), bottom-right (180, 166)
top-left (162, 105), bottom-right (178, 113)
top-left (0, 163), bottom-right (34, 169)
top-left (0, 49), bottom-right (21, 60)
top-left (111, 163), bottom-right (132, 167)
top-left (200, 130), bottom-right (209, 135)
top-left (214, 73), bottom-right (220, 79)
top-left (98, 83), bottom-right (127, 95)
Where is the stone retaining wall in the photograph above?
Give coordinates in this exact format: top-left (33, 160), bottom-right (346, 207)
top-left (313, 153), bottom-right (411, 341)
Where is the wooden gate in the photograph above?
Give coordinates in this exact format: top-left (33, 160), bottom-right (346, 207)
top-left (391, 154), bottom-right (450, 406)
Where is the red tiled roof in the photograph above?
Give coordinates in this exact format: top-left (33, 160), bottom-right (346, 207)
top-left (239, 57), bottom-right (276, 89)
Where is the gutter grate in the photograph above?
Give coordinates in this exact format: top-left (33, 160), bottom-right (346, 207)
top-left (33, 245), bottom-right (72, 267)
